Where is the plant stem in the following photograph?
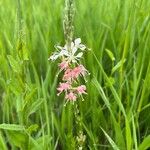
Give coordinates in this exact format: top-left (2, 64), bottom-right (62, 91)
top-left (63, 0), bottom-right (75, 51)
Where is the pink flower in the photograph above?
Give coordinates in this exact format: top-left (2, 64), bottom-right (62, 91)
top-left (77, 65), bottom-right (88, 76)
top-left (57, 82), bottom-right (71, 95)
top-left (72, 65), bottom-right (88, 79)
top-left (65, 92), bottom-right (77, 101)
top-left (63, 68), bottom-right (73, 81)
top-left (71, 67), bottom-right (80, 78)
top-left (63, 65), bottom-right (88, 82)
top-left (76, 85), bottom-right (87, 94)
top-left (59, 61), bottom-right (69, 70)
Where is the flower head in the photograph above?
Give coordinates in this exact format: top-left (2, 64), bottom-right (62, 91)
top-left (57, 82), bottom-right (71, 95)
top-left (78, 65), bottom-right (88, 76)
top-left (48, 37), bottom-right (89, 104)
top-left (59, 61), bottom-right (69, 70)
top-left (48, 38), bottom-right (86, 63)
top-left (65, 92), bottom-right (77, 101)
top-left (71, 65), bottom-right (88, 79)
top-left (76, 85), bottom-right (87, 94)
top-left (63, 68), bottom-right (73, 81)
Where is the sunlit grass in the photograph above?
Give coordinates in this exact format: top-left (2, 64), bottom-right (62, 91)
top-left (0, 0), bottom-right (150, 149)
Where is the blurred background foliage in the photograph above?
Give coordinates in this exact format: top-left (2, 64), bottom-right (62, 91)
top-left (0, 0), bottom-right (150, 149)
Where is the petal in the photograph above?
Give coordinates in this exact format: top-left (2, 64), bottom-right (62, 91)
top-left (72, 47), bottom-right (78, 55)
top-left (76, 52), bottom-right (83, 58)
top-left (48, 53), bottom-right (59, 61)
top-left (64, 44), bottom-right (68, 50)
top-left (79, 44), bottom-right (86, 50)
top-left (59, 50), bottom-right (69, 57)
top-left (56, 45), bottom-right (63, 50)
top-left (75, 38), bottom-right (81, 46)
top-left (72, 59), bottom-right (77, 63)
top-left (71, 42), bottom-right (74, 49)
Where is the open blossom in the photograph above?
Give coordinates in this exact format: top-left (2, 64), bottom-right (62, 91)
top-left (49, 38), bottom-right (86, 63)
top-left (71, 38), bottom-right (86, 55)
top-left (65, 92), bottom-right (77, 101)
top-left (78, 65), bottom-right (89, 76)
top-left (63, 68), bottom-right (73, 81)
top-left (76, 85), bottom-right (87, 94)
top-left (72, 65), bottom-right (88, 78)
top-left (59, 61), bottom-right (69, 70)
top-left (57, 82), bottom-right (71, 95)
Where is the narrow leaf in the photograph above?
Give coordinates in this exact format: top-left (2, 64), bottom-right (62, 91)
top-left (0, 124), bottom-right (24, 131)
top-left (105, 49), bottom-right (115, 61)
top-left (101, 127), bottom-right (120, 150)
top-left (138, 135), bottom-right (150, 150)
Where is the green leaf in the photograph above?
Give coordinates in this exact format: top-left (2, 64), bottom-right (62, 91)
top-left (92, 78), bottom-right (125, 148)
top-left (23, 98), bottom-right (44, 117)
top-left (111, 59), bottom-right (126, 74)
top-left (26, 124), bottom-right (39, 134)
top-left (138, 135), bottom-right (150, 150)
top-left (105, 49), bottom-right (115, 61)
top-left (0, 124), bottom-right (24, 131)
top-left (101, 127), bottom-right (120, 150)
top-left (29, 135), bottom-right (52, 150)
top-left (0, 132), bottom-right (7, 150)
top-left (24, 88), bottom-right (38, 102)
top-left (9, 79), bottom-right (23, 96)
top-left (105, 77), bottom-right (115, 87)
top-left (92, 53), bottom-right (126, 117)
top-left (0, 78), bottom-right (6, 91)
top-left (125, 118), bottom-right (132, 150)
top-left (7, 131), bottom-right (28, 149)
top-left (132, 116), bottom-right (138, 150)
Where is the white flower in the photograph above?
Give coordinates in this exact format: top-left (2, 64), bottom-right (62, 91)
top-left (72, 38), bottom-right (86, 55)
top-left (48, 46), bottom-right (69, 61)
top-left (48, 38), bottom-right (86, 62)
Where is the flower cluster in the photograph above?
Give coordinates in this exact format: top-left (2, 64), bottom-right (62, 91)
top-left (49, 38), bottom-right (89, 104)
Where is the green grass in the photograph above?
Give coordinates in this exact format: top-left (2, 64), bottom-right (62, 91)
top-left (0, 0), bottom-right (150, 149)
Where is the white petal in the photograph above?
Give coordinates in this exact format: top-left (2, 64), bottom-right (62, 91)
top-left (72, 59), bottom-right (77, 63)
top-left (71, 42), bottom-right (74, 49)
top-left (64, 44), bottom-right (68, 50)
top-left (48, 49), bottom-right (69, 61)
top-left (60, 50), bottom-right (69, 56)
top-left (48, 53), bottom-right (59, 61)
top-left (56, 45), bottom-right (63, 50)
top-left (76, 52), bottom-right (83, 58)
top-left (72, 47), bottom-right (78, 55)
top-left (75, 38), bottom-right (81, 46)
top-left (79, 44), bottom-right (86, 50)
